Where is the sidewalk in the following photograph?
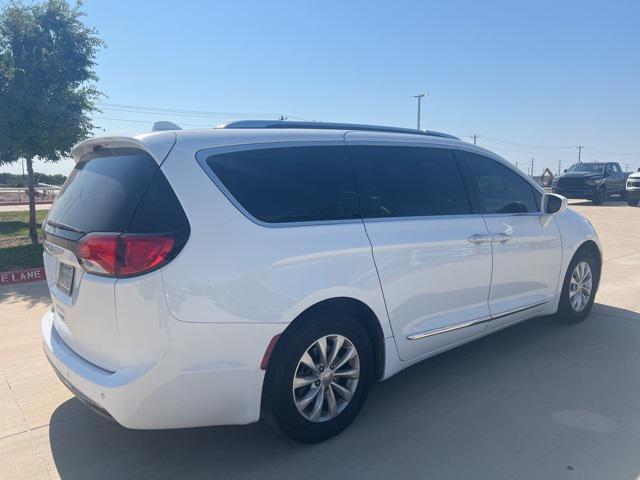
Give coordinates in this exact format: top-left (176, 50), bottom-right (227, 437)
top-left (0, 204), bottom-right (52, 212)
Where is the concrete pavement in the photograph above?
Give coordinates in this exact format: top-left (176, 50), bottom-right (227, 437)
top-left (1, 200), bottom-right (640, 479)
top-left (0, 204), bottom-right (52, 212)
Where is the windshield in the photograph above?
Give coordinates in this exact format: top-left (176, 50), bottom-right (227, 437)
top-left (567, 163), bottom-right (605, 173)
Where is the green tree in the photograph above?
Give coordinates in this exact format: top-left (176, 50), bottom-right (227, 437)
top-left (0, 0), bottom-right (104, 244)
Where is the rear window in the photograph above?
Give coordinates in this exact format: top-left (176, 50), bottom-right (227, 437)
top-left (204, 145), bottom-right (359, 223)
top-left (47, 148), bottom-right (159, 233)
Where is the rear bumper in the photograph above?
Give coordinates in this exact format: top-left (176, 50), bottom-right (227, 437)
top-left (42, 309), bottom-right (284, 429)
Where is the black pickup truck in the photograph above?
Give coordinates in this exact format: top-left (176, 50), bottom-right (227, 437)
top-left (552, 161), bottom-right (631, 205)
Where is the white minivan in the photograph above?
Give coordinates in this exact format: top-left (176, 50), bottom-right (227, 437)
top-left (42, 121), bottom-right (601, 443)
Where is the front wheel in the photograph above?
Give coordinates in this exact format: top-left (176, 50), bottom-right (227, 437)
top-left (627, 196), bottom-right (640, 207)
top-left (592, 187), bottom-right (606, 205)
top-left (557, 248), bottom-right (599, 323)
top-left (261, 312), bottom-right (373, 443)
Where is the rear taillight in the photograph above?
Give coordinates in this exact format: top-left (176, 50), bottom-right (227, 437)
top-left (78, 234), bottom-right (175, 277)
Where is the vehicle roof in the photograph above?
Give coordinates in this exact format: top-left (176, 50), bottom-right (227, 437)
top-left (72, 126), bottom-right (499, 165)
top-left (217, 120), bottom-right (460, 140)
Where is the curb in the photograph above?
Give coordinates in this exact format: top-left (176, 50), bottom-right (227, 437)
top-left (0, 267), bottom-right (46, 285)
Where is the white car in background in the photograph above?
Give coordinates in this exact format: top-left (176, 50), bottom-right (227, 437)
top-left (42, 121), bottom-right (602, 443)
top-left (626, 169), bottom-right (640, 206)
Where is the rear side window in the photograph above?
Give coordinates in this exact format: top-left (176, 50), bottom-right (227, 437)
top-left (205, 145), bottom-right (359, 223)
top-left (349, 145), bottom-right (471, 218)
top-left (48, 148), bottom-right (158, 233)
top-left (461, 151), bottom-right (539, 214)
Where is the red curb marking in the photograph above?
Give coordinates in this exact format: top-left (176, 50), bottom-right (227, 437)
top-left (0, 267), bottom-right (46, 285)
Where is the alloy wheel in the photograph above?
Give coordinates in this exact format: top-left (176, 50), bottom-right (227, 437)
top-left (569, 261), bottom-right (593, 312)
top-left (292, 334), bottom-right (360, 422)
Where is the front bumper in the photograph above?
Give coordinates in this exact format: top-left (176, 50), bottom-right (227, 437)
top-left (42, 309), bottom-right (284, 429)
top-left (627, 188), bottom-right (640, 199)
top-left (552, 186), bottom-right (598, 199)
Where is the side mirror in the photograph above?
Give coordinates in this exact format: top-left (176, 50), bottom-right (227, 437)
top-left (542, 193), bottom-right (567, 215)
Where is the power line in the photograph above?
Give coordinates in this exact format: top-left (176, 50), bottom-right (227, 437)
top-left (99, 106), bottom-right (281, 119)
top-left (475, 135), bottom-right (640, 157)
top-left (476, 135), bottom-right (574, 150)
top-left (582, 146), bottom-right (640, 156)
top-left (97, 102), bottom-right (284, 118)
top-left (94, 116), bottom-right (212, 128)
top-left (96, 102), bottom-right (308, 122)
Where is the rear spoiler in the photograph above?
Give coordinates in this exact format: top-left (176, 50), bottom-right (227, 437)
top-left (71, 132), bottom-right (177, 165)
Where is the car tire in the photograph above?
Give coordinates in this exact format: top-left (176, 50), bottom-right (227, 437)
top-left (592, 187), bottom-right (606, 205)
top-left (627, 197), bottom-right (639, 207)
top-left (556, 248), bottom-right (600, 324)
top-left (261, 311), bottom-right (373, 443)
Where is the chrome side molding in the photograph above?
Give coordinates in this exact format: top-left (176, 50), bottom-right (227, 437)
top-left (407, 298), bottom-right (551, 340)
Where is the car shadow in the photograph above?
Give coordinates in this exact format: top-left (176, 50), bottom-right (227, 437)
top-left (0, 280), bottom-right (50, 309)
top-left (48, 304), bottom-right (640, 479)
top-left (569, 199), bottom-right (628, 207)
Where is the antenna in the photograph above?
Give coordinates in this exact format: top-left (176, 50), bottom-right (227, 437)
top-left (152, 121), bottom-right (182, 132)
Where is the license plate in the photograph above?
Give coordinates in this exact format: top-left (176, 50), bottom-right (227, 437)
top-left (57, 263), bottom-right (75, 296)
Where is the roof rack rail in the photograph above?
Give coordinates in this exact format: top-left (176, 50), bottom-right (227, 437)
top-left (217, 120), bottom-right (459, 140)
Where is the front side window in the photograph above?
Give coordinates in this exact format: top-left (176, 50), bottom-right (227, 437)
top-left (461, 152), bottom-right (539, 214)
top-left (349, 145), bottom-right (471, 218)
top-left (205, 145), bottom-right (359, 223)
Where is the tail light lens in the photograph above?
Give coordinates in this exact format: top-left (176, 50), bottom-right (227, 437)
top-left (78, 234), bottom-right (175, 277)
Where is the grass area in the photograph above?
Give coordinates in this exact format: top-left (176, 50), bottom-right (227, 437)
top-left (0, 210), bottom-right (49, 271)
top-left (0, 243), bottom-right (44, 271)
top-left (0, 210), bottom-right (48, 238)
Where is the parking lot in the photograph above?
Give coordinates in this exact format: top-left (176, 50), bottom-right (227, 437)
top-left (1, 200), bottom-right (639, 480)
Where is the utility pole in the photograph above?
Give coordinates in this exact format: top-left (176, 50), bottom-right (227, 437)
top-left (625, 163), bottom-right (629, 172)
top-left (530, 157), bottom-right (535, 176)
top-left (558, 159), bottom-right (562, 176)
top-left (472, 134), bottom-right (478, 145)
top-left (515, 161), bottom-right (519, 170)
top-left (411, 92), bottom-right (428, 130)
top-left (577, 145), bottom-right (583, 163)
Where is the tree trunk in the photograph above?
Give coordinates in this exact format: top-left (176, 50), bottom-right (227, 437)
top-left (26, 157), bottom-right (39, 245)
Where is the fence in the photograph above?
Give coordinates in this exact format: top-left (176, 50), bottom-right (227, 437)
top-left (0, 186), bottom-right (61, 205)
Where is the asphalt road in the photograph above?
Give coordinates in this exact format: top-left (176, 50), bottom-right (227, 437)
top-left (1, 199), bottom-right (640, 480)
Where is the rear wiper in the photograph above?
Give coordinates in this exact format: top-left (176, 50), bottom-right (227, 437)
top-left (46, 220), bottom-right (85, 234)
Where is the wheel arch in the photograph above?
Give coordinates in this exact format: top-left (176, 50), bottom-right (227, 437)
top-left (271, 297), bottom-right (387, 380)
top-left (575, 239), bottom-right (602, 284)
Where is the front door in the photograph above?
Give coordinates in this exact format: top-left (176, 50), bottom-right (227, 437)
top-left (347, 138), bottom-right (493, 361)
top-left (459, 150), bottom-right (563, 330)
top-left (607, 163), bottom-right (626, 193)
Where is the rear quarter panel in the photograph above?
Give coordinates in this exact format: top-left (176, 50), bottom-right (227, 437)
top-left (157, 136), bottom-right (393, 339)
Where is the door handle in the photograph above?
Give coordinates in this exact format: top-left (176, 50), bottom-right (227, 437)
top-left (468, 234), bottom-right (490, 245)
top-left (493, 233), bottom-right (512, 243)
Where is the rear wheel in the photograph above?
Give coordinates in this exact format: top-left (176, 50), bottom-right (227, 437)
top-left (557, 248), bottom-right (599, 323)
top-left (261, 312), bottom-right (373, 443)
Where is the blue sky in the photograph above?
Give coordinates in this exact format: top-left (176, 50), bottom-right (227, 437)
top-left (5, 0), bottom-right (640, 175)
